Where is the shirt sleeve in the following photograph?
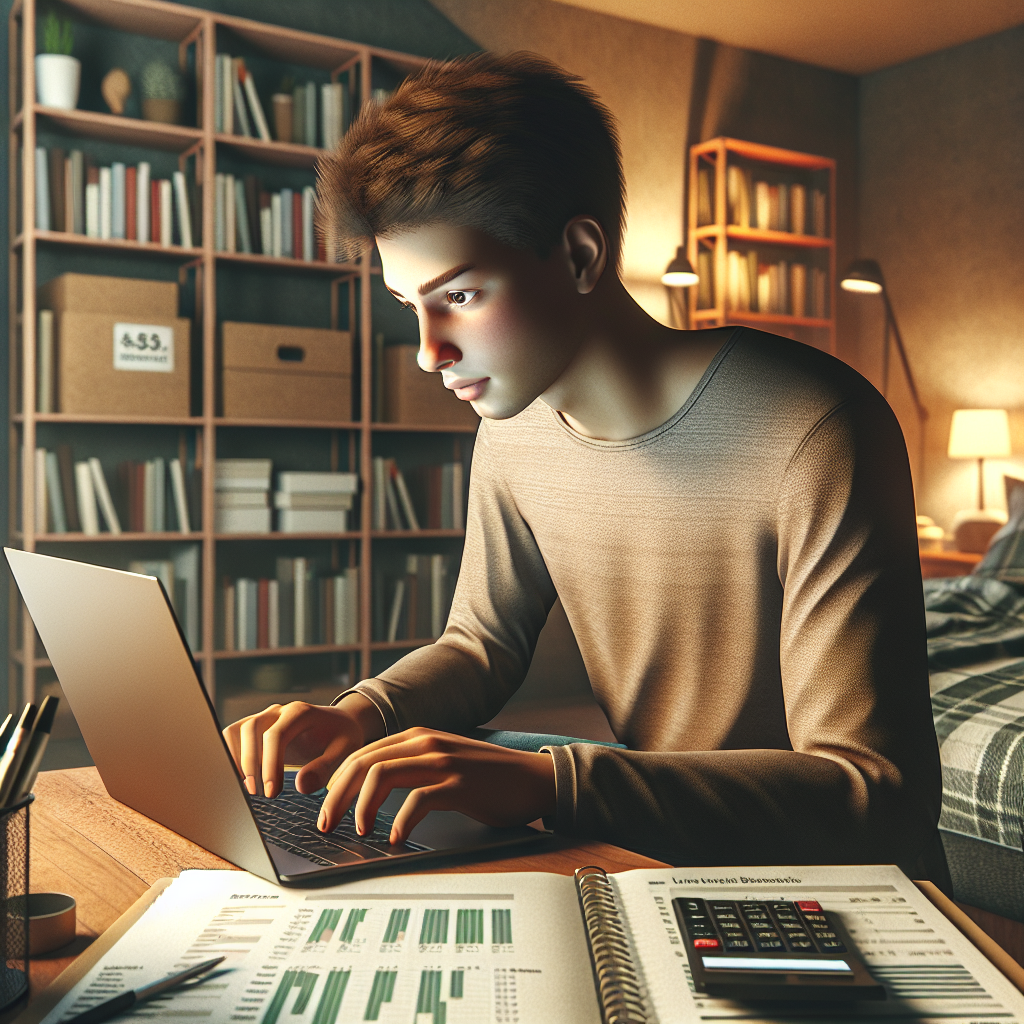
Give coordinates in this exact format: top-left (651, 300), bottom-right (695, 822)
top-left (349, 424), bottom-right (558, 735)
top-left (543, 394), bottom-right (944, 873)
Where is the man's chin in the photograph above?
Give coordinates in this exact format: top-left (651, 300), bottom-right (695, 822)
top-left (471, 393), bottom-right (536, 421)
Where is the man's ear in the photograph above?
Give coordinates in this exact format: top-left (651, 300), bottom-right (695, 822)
top-left (562, 216), bottom-right (608, 295)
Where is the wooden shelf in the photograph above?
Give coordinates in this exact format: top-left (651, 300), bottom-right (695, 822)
top-left (10, 651), bottom-right (50, 669)
top-left (371, 422), bottom-right (480, 434)
top-left (372, 529), bottom-right (465, 539)
top-left (56, 0), bottom-right (203, 41)
top-left (692, 310), bottom-right (832, 329)
top-left (14, 231), bottom-right (202, 259)
top-left (693, 136), bottom-right (835, 171)
top-left (694, 225), bottom-right (833, 249)
top-left (216, 417), bottom-right (360, 430)
top-left (15, 413), bottom-right (204, 425)
top-left (215, 132), bottom-right (323, 169)
top-left (214, 532), bottom-right (360, 541)
top-left (215, 251), bottom-right (357, 274)
top-left (28, 531), bottom-right (204, 542)
top-left (30, 106), bottom-right (203, 151)
top-left (213, 643), bottom-right (360, 660)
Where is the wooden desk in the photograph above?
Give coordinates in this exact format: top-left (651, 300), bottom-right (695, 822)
top-left (921, 549), bottom-right (983, 578)
top-left (18, 767), bottom-right (666, 1010)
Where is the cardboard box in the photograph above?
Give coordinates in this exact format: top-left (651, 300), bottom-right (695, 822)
top-left (57, 312), bottom-right (192, 416)
top-left (383, 345), bottom-right (480, 427)
top-left (39, 273), bottom-right (178, 318)
top-left (221, 322), bottom-right (352, 422)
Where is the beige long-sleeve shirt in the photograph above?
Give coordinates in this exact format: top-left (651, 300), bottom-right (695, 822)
top-left (352, 328), bottom-right (948, 881)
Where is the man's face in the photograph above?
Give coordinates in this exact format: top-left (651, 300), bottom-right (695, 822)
top-left (377, 223), bottom-right (584, 420)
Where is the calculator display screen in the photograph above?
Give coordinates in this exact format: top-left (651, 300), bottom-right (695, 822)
top-left (702, 957), bottom-right (853, 973)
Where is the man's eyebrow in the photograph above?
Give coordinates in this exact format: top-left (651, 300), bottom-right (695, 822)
top-left (418, 263), bottom-right (474, 296)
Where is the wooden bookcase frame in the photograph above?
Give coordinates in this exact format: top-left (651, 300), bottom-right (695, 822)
top-left (7, 0), bottom-right (472, 711)
top-left (686, 137), bottom-right (837, 354)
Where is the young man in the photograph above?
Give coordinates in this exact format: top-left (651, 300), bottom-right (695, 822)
top-left (225, 52), bottom-right (949, 884)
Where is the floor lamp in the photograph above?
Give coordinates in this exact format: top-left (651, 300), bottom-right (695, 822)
top-left (662, 246), bottom-right (698, 329)
top-left (840, 259), bottom-right (928, 477)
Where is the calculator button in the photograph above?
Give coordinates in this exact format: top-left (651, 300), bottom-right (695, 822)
top-left (788, 939), bottom-right (814, 950)
top-left (693, 938), bottom-right (719, 948)
top-left (775, 912), bottom-right (799, 922)
top-left (796, 900), bottom-right (822, 912)
top-left (814, 930), bottom-right (837, 939)
top-left (802, 913), bottom-right (827, 923)
top-left (757, 939), bottom-right (784, 950)
top-left (725, 938), bottom-right (751, 950)
top-left (819, 940), bottom-right (846, 951)
top-left (779, 922), bottom-right (803, 931)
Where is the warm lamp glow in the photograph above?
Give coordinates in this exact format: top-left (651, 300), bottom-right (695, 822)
top-left (840, 278), bottom-right (882, 294)
top-left (948, 409), bottom-right (1011, 459)
top-left (661, 246), bottom-right (698, 288)
top-left (840, 258), bottom-right (884, 294)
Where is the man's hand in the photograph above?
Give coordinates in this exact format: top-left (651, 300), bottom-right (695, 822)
top-left (222, 694), bottom-right (385, 799)
top-left (320, 728), bottom-right (557, 844)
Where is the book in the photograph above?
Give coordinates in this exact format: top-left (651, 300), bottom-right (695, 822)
top-left (57, 445), bottom-right (80, 532)
top-left (696, 166), bottom-right (713, 226)
top-left (169, 458), bottom-right (191, 533)
top-left (234, 178), bottom-right (252, 254)
top-left (281, 187), bottom-right (293, 258)
top-left (214, 173), bottom-right (225, 251)
top-left (243, 70), bottom-right (271, 142)
top-left (85, 165), bottom-right (99, 237)
top-left (790, 262), bottom-right (807, 318)
top-left (392, 464), bottom-right (420, 530)
top-left (216, 459), bottom-right (273, 491)
top-left (214, 51), bottom-right (224, 133)
top-left (37, 309), bottom-right (54, 413)
top-left (244, 174), bottom-right (261, 253)
top-left (276, 557), bottom-right (295, 647)
top-left (277, 509), bottom-right (348, 533)
top-left (812, 188), bottom-right (827, 237)
top-left (753, 179), bottom-right (769, 231)
top-left (34, 147), bottom-right (49, 230)
top-left (270, 192), bottom-right (282, 257)
top-left (74, 460), bottom-right (100, 536)
top-left (291, 83), bottom-right (305, 144)
top-left (111, 162), bottom-right (125, 239)
top-left (386, 577), bottom-right (406, 642)
top-left (34, 448), bottom-right (47, 533)
top-left (125, 164), bottom-right (137, 240)
top-left (45, 451), bottom-right (67, 533)
top-left (302, 186), bottom-right (315, 260)
top-left (47, 146), bottom-right (65, 232)
top-left (277, 471), bottom-right (358, 494)
top-left (232, 62), bottom-right (252, 137)
top-left (215, 491), bottom-right (269, 508)
top-left (172, 544), bottom-right (201, 652)
top-left (173, 171), bottom-right (193, 248)
top-left (99, 165), bottom-right (112, 239)
top-left (88, 457), bottom-right (122, 534)
top-left (304, 81), bottom-right (317, 147)
top-left (70, 149), bottom-right (84, 233)
top-left (220, 54), bottom-right (233, 134)
top-left (293, 556), bottom-right (308, 646)
top-left (149, 179), bottom-right (160, 246)
top-left (292, 189), bottom-right (302, 262)
top-left (790, 182), bottom-right (806, 234)
top-left (214, 508), bottom-right (271, 534)
top-left (159, 179), bottom-right (172, 246)
top-left (273, 493), bottom-right (353, 510)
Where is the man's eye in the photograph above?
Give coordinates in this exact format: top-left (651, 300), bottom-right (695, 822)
top-left (446, 289), bottom-right (479, 307)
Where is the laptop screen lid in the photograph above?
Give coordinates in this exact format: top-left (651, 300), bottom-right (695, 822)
top-left (5, 548), bottom-right (280, 883)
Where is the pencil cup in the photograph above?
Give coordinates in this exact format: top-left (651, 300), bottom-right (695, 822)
top-left (0, 794), bottom-right (31, 1011)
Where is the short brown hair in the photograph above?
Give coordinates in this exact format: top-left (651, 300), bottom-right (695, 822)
top-left (316, 51), bottom-right (625, 266)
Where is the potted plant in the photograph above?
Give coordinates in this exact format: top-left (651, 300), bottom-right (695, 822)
top-left (141, 60), bottom-right (184, 124)
top-left (35, 12), bottom-right (79, 110)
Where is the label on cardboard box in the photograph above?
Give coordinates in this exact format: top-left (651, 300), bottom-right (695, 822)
top-left (113, 323), bottom-right (175, 373)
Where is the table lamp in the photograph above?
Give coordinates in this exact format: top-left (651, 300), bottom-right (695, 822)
top-left (948, 408), bottom-right (1011, 552)
top-left (662, 246), bottom-right (698, 329)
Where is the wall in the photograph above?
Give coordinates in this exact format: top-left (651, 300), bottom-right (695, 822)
top-left (858, 26), bottom-right (1024, 528)
top-left (429, 0), bottom-right (861, 354)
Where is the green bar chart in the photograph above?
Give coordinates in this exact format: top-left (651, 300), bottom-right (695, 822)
top-left (261, 969), bottom-right (297, 1024)
top-left (311, 969), bottom-right (350, 1024)
top-left (382, 908), bottom-right (411, 944)
top-left (340, 909), bottom-right (368, 943)
top-left (308, 909), bottom-right (343, 944)
top-left (492, 909), bottom-right (513, 945)
top-left (292, 972), bottom-right (319, 1014)
top-left (419, 909), bottom-right (449, 945)
top-left (364, 969), bottom-right (398, 1020)
top-left (455, 910), bottom-right (484, 945)
top-left (450, 970), bottom-right (464, 999)
top-left (415, 970), bottom-right (446, 1024)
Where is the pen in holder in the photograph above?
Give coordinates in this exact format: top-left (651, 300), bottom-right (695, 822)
top-left (0, 794), bottom-right (31, 1012)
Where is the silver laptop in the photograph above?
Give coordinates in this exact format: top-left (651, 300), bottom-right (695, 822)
top-left (6, 549), bottom-right (544, 885)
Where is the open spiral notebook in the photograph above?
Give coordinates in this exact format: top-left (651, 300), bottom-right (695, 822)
top-left (21, 864), bottom-right (1024, 1024)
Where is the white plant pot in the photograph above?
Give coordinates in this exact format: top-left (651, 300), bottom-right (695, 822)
top-left (35, 54), bottom-right (81, 110)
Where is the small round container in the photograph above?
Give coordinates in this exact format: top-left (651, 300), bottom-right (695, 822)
top-left (26, 893), bottom-right (76, 956)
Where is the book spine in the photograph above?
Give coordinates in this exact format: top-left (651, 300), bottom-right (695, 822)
top-left (234, 178), bottom-right (252, 254)
top-left (57, 445), bottom-right (80, 532)
top-left (63, 155), bottom-right (73, 234)
top-left (89, 457), bottom-right (122, 534)
top-left (159, 179), bottom-right (172, 247)
top-left (149, 179), bottom-right (160, 246)
top-left (45, 451), bottom-right (67, 533)
top-left (292, 84), bottom-right (304, 144)
top-left (225, 173), bottom-right (236, 252)
top-left (268, 579), bottom-right (280, 648)
top-left (574, 866), bottom-right (647, 1024)
top-left (302, 186), bottom-right (314, 261)
top-left (99, 166), bottom-right (112, 239)
top-left (125, 164), bottom-right (137, 240)
top-left (276, 558), bottom-right (295, 647)
top-left (305, 82), bottom-right (317, 147)
top-left (34, 448), bottom-right (47, 533)
top-left (259, 201), bottom-right (272, 256)
top-left (215, 173), bottom-right (225, 251)
top-left (232, 67), bottom-right (252, 137)
top-left (281, 187), bottom-right (293, 258)
top-left (294, 557), bottom-right (307, 647)
top-left (221, 55), bottom-right (233, 134)
top-left (35, 147), bottom-right (50, 230)
top-left (387, 578), bottom-right (405, 643)
top-left (257, 578), bottom-right (269, 648)
top-left (48, 147), bottom-right (64, 232)
top-left (75, 461), bottom-right (100, 536)
top-left (169, 458), bottom-right (191, 533)
top-left (244, 71), bottom-right (271, 142)
top-left (173, 171), bottom-right (193, 248)
top-left (393, 466), bottom-right (420, 530)
top-left (292, 189), bottom-right (302, 263)
top-left (214, 52), bottom-right (223, 133)
top-left (37, 309), bottom-right (53, 414)
top-left (71, 149), bottom-right (84, 233)
top-left (223, 582), bottom-right (235, 651)
top-left (154, 457), bottom-right (166, 532)
top-left (271, 192), bottom-right (282, 257)
top-left (111, 162), bottom-right (126, 238)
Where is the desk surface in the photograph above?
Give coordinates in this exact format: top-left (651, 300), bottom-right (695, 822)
top-left (22, 767), bottom-right (666, 1003)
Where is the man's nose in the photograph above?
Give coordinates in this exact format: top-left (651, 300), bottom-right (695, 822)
top-left (416, 319), bottom-right (462, 372)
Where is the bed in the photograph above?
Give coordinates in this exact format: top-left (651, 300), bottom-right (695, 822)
top-left (928, 475), bottom-right (1024, 920)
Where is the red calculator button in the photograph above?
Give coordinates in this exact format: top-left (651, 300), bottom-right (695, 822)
top-left (693, 938), bottom-right (719, 948)
top-left (796, 900), bottom-right (822, 912)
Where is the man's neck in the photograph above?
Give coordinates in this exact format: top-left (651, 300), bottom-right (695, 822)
top-left (542, 279), bottom-right (728, 442)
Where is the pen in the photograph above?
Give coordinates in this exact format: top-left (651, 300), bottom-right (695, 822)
top-left (63, 955), bottom-right (226, 1024)
top-left (0, 704), bottom-right (37, 807)
top-left (11, 695), bottom-right (59, 801)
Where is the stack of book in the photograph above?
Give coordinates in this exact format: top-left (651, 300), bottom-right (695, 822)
top-left (220, 559), bottom-right (359, 651)
top-left (128, 547), bottom-right (200, 651)
top-left (215, 459), bottom-right (271, 534)
top-left (32, 446), bottom-right (198, 536)
top-left (33, 146), bottom-right (196, 248)
top-left (713, 165), bottom-right (828, 236)
top-left (274, 471), bottom-right (357, 533)
top-left (214, 55), bottom-right (350, 150)
top-left (213, 176), bottom-right (319, 260)
top-left (380, 554), bottom-right (454, 643)
top-left (371, 457), bottom-right (465, 531)
top-left (724, 251), bottom-right (828, 318)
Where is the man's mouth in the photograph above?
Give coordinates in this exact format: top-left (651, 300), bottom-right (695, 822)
top-left (445, 377), bottom-right (489, 401)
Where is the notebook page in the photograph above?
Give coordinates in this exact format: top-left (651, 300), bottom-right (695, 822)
top-left (40, 869), bottom-right (601, 1024)
top-left (612, 864), bottom-right (1024, 1023)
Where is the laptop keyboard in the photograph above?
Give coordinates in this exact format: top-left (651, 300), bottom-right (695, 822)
top-left (250, 774), bottom-right (427, 866)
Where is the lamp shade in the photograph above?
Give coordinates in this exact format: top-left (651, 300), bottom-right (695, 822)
top-left (840, 258), bottom-right (884, 294)
top-left (948, 409), bottom-right (1011, 459)
top-left (661, 246), bottom-right (698, 287)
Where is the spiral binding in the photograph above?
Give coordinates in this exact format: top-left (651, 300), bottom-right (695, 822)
top-left (575, 866), bottom-right (647, 1024)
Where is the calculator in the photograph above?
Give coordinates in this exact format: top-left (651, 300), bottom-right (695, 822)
top-left (673, 898), bottom-right (885, 1001)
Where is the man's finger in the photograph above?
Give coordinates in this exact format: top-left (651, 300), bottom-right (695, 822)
top-left (222, 721), bottom-right (243, 771)
top-left (390, 783), bottom-right (456, 844)
top-left (353, 754), bottom-right (455, 835)
top-left (239, 711), bottom-right (278, 795)
top-left (260, 703), bottom-right (317, 798)
top-left (295, 732), bottom-right (361, 794)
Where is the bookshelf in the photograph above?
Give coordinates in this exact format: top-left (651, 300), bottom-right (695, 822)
top-left (7, 0), bottom-right (474, 722)
top-left (686, 137), bottom-right (837, 354)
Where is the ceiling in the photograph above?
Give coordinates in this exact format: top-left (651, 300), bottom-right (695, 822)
top-left (547, 0), bottom-right (1024, 74)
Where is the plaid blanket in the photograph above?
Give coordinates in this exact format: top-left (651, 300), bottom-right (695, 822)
top-left (927, 575), bottom-right (1024, 849)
